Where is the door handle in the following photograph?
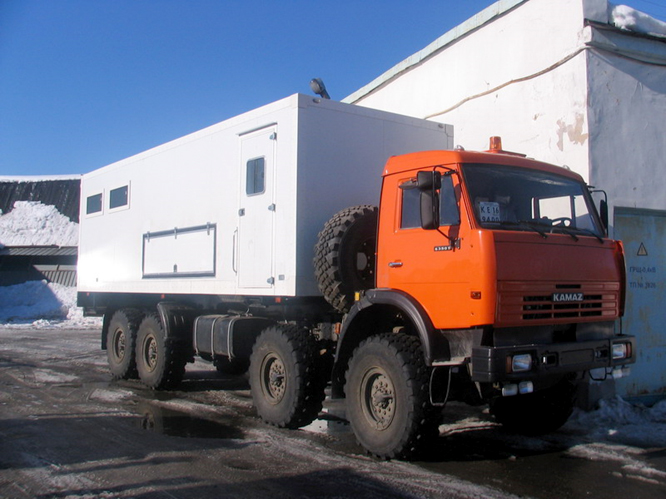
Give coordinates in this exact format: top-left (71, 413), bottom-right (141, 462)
top-left (388, 261), bottom-right (403, 268)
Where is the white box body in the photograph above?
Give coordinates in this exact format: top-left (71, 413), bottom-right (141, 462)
top-left (78, 94), bottom-right (453, 298)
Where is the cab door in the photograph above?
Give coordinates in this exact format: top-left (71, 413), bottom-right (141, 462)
top-left (378, 170), bottom-right (474, 329)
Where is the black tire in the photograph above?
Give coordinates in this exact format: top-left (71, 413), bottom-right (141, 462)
top-left (106, 309), bottom-right (143, 380)
top-left (214, 356), bottom-right (250, 375)
top-left (135, 313), bottom-right (187, 390)
top-left (249, 325), bottom-right (327, 429)
top-left (314, 205), bottom-right (378, 313)
top-left (490, 378), bottom-right (576, 435)
top-left (345, 333), bottom-right (439, 460)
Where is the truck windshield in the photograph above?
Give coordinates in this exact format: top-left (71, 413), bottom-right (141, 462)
top-left (462, 163), bottom-right (603, 238)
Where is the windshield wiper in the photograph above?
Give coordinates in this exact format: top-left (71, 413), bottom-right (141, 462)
top-left (554, 226), bottom-right (604, 243)
top-left (495, 220), bottom-right (549, 238)
top-left (549, 226), bottom-right (579, 241)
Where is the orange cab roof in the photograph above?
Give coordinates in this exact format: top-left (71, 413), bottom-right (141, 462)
top-left (383, 149), bottom-right (585, 183)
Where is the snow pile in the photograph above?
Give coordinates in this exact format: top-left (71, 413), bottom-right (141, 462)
top-left (0, 280), bottom-right (101, 329)
top-left (611, 4), bottom-right (666, 38)
top-left (0, 201), bottom-right (79, 246)
top-left (567, 396), bottom-right (666, 447)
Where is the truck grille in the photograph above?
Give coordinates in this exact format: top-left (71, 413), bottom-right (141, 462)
top-left (496, 282), bottom-right (620, 326)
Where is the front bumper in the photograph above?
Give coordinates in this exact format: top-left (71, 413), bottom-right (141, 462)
top-left (471, 335), bottom-right (636, 383)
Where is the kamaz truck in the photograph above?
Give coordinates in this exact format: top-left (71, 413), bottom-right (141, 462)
top-left (78, 94), bottom-right (634, 459)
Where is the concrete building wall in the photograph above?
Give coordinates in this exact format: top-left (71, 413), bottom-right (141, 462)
top-left (586, 45), bottom-right (666, 215)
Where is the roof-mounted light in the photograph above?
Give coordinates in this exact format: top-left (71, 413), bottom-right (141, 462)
top-left (486, 136), bottom-right (526, 157)
top-left (489, 136), bottom-right (503, 152)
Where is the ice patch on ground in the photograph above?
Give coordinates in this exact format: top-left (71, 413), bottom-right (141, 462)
top-left (88, 388), bottom-right (134, 403)
top-left (32, 369), bottom-right (79, 384)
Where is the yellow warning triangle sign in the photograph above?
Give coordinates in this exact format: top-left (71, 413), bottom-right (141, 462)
top-left (637, 243), bottom-right (648, 256)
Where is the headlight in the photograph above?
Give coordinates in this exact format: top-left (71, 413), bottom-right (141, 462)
top-left (612, 342), bottom-right (631, 360)
top-left (508, 353), bottom-right (533, 373)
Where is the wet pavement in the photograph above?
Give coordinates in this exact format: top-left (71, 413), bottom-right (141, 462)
top-left (0, 327), bottom-right (665, 498)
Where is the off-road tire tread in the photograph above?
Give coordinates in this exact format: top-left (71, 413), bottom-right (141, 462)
top-left (346, 333), bottom-right (439, 460)
top-left (107, 308), bottom-right (143, 380)
top-left (250, 325), bottom-right (328, 429)
top-left (136, 313), bottom-right (188, 391)
top-left (314, 205), bottom-right (378, 313)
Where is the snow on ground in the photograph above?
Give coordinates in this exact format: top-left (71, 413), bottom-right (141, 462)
top-left (0, 200), bottom-right (79, 247)
top-left (611, 4), bottom-right (666, 38)
top-left (0, 280), bottom-right (101, 329)
top-left (566, 396), bottom-right (666, 447)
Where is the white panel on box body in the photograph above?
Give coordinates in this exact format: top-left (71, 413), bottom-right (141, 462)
top-left (78, 94), bottom-right (453, 298)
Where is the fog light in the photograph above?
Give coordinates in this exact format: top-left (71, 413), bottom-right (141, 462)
top-left (612, 342), bottom-right (630, 360)
top-left (510, 353), bottom-right (533, 373)
top-left (502, 384), bottom-right (518, 396)
top-left (612, 366), bottom-right (624, 379)
top-left (519, 381), bottom-right (534, 394)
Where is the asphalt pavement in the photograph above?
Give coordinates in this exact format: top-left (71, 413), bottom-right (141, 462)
top-left (0, 327), bottom-right (664, 498)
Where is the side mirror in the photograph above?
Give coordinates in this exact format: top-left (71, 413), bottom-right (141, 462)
top-left (417, 171), bottom-right (441, 230)
top-left (417, 171), bottom-right (441, 191)
top-left (599, 199), bottom-right (609, 232)
top-left (590, 188), bottom-right (609, 235)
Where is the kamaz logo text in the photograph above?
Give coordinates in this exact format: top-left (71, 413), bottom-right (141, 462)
top-left (552, 292), bottom-right (584, 303)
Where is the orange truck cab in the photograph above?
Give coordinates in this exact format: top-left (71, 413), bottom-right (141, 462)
top-left (332, 138), bottom-right (634, 440)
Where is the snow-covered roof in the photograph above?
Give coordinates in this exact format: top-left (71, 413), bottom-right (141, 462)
top-left (611, 3), bottom-right (666, 38)
top-left (0, 175), bottom-right (81, 182)
top-left (0, 201), bottom-right (79, 247)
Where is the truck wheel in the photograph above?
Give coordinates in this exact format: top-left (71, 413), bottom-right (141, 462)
top-left (249, 325), bottom-right (327, 429)
top-left (345, 333), bottom-right (439, 460)
top-left (135, 314), bottom-right (187, 390)
top-left (314, 205), bottom-right (378, 313)
top-left (106, 309), bottom-right (142, 380)
top-left (490, 378), bottom-right (576, 435)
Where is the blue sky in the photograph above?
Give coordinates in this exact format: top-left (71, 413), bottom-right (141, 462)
top-left (2, 0), bottom-right (666, 176)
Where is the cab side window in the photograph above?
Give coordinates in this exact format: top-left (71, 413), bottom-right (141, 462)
top-left (400, 188), bottom-right (421, 229)
top-left (400, 174), bottom-right (459, 228)
top-left (439, 176), bottom-right (460, 226)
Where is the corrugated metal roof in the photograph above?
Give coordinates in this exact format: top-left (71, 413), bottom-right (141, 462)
top-left (0, 246), bottom-right (78, 257)
top-left (0, 178), bottom-right (81, 223)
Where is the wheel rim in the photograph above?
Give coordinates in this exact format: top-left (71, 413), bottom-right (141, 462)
top-left (355, 239), bottom-right (375, 284)
top-left (360, 366), bottom-right (395, 431)
top-left (260, 352), bottom-right (286, 405)
top-left (112, 328), bottom-right (126, 361)
top-left (142, 334), bottom-right (158, 373)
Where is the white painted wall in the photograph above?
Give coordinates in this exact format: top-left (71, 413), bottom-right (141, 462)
top-left (346, 0), bottom-right (607, 181)
top-left (586, 46), bottom-right (666, 218)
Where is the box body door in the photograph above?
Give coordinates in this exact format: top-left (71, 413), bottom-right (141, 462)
top-left (238, 126), bottom-right (277, 289)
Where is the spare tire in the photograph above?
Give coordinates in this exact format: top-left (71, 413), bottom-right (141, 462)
top-left (314, 205), bottom-right (378, 313)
